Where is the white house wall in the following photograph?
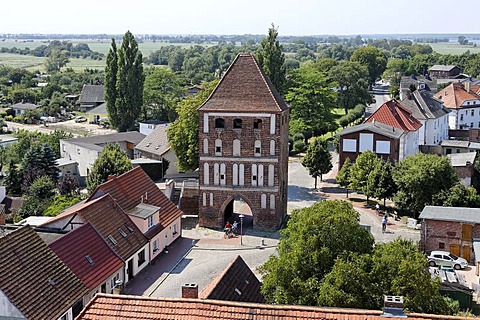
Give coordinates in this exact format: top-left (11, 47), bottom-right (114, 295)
top-left (449, 107), bottom-right (480, 129)
top-left (84, 266), bottom-right (124, 304)
top-left (0, 289), bottom-right (25, 318)
top-left (125, 244), bottom-right (150, 283)
top-left (60, 140), bottom-right (99, 177)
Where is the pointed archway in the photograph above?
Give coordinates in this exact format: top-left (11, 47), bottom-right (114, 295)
top-left (221, 195), bottom-right (253, 229)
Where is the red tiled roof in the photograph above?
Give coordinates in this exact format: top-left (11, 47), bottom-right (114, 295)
top-left (0, 226), bottom-right (88, 319)
top-left (365, 100), bottom-right (422, 132)
top-left (200, 255), bottom-right (265, 303)
top-left (77, 294), bottom-right (473, 320)
top-left (198, 53), bottom-right (288, 113)
top-left (50, 223), bottom-right (124, 291)
top-left (87, 167), bottom-right (183, 238)
top-left (76, 195), bottom-right (148, 261)
top-left (434, 82), bottom-right (480, 109)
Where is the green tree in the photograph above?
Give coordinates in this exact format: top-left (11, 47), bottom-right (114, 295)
top-left (45, 47), bottom-right (69, 72)
top-left (143, 67), bottom-right (184, 121)
top-left (432, 182), bottom-right (480, 207)
top-left (302, 138), bottom-right (332, 189)
top-left (105, 38), bottom-right (119, 128)
top-left (257, 24), bottom-right (286, 92)
top-left (351, 46), bottom-right (388, 86)
top-left (336, 157), bottom-right (352, 198)
top-left (260, 200), bottom-right (374, 305)
top-left (86, 143), bottom-right (133, 193)
top-left (4, 160), bottom-right (22, 196)
top-left (369, 161), bottom-right (396, 208)
top-left (382, 58), bottom-right (409, 98)
top-left (106, 31), bottom-right (145, 131)
top-left (44, 195), bottom-right (82, 217)
top-left (18, 176), bottom-right (56, 218)
top-left (393, 153), bottom-right (458, 217)
top-left (328, 61), bottom-right (372, 114)
top-left (285, 63), bottom-right (337, 141)
top-left (349, 151), bottom-right (381, 201)
top-left (57, 175), bottom-right (80, 196)
top-left (168, 80), bottom-right (218, 172)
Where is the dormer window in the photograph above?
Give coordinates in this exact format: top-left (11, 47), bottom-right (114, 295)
top-left (148, 215), bottom-right (154, 228)
top-left (254, 119), bottom-right (263, 129)
top-left (233, 118), bottom-right (243, 129)
top-left (215, 118), bottom-right (225, 129)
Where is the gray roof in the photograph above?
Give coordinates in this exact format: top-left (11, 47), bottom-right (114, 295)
top-left (429, 65), bottom-right (458, 72)
top-left (447, 152), bottom-right (477, 167)
top-left (79, 85), bottom-right (104, 104)
top-left (9, 102), bottom-right (39, 110)
top-left (56, 158), bottom-right (78, 167)
top-left (127, 203), bottom-right (161, 219)
top-left (469, 142), bottom-right (480, 150)
top-left (400, 90), bottom-right (449, 120)
top-left (85, 102), bottom-right (107, 115)
top-left (135, 123), bottom-right (170, 157)
top-left (64, 132), bottom-right (146, 152)
top-left (440, 140), bottom-right (470, 148)
top-left (419, 206), bottom-right (480, 224)
top-left (400, 75), bottom-right (437, 93)
top-left (337, 121), bottom-right (404, 139)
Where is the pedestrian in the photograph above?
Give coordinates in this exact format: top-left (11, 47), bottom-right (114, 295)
top-left (375, 203), bottom-right (380, 215)
top-left (381, 215), bottom-right (387, 233)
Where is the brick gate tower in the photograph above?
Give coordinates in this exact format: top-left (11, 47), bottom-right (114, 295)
top-left (198, 53), bottom-right (289, 230)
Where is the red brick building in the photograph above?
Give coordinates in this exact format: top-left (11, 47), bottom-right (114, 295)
top-left (419, 206), bottom-right (480, 263)
top-left (197, 53), bottom-right (289, 230)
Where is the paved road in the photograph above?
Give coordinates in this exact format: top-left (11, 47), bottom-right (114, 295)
top-left (365, 83), bottom-right (390, 117)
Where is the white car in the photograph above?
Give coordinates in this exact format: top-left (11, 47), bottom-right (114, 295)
top-left (427, 250), bottom-right (468, 270)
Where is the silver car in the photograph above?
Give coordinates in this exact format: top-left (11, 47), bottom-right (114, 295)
top-left (427, 250), bottom-right (468, 270)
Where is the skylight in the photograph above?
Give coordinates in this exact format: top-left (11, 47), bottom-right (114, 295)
top-left (85, 255), bottom-right (94, 265)
top-left (118, 228), bottom-right (127, 238)
top-left (108, 235), bottom-right (118, 245)
top-left (124, 223), bottom-right (134, 233)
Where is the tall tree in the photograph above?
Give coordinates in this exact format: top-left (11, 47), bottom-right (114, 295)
top-left (143, 67), bottom-right (184, 121)
top-left (328, 61), bottom-right (372, 114)
top-left (302, 138), bottom-right (332, 189)
top-left (336, 157), bottom-right (352, 198)
top-left (349, 150), bottom-right (381, 201)
top-left (369, 160), bottom-right (396, 208)
top-left (45, 47), bottom-right (69, 72)
top-left (393, 153), bottom-right (458, 217)
top-left (257, 24), bottom-right (286, 92)
top-left (285, 63), bottom-right (337, 141)
top-left (260, 200), bottom-right (374, 305)
top-left (350, 46), bottom-right (387, 86)
top-left (105, 31), bottom-right (145, 131)
top-left (86, 143), bottom-right (133, 193)
top-left (4, 160), bottom-right (22, 196)
top-left (168, 80), bottom-right (218, 172)
top-left (105, 38), bottom-right (119, 128)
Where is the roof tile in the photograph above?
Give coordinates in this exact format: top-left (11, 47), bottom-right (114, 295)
top-left (365, 100), bottom-right (422, 132)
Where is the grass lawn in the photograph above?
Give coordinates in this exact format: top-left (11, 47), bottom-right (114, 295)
top-left (428, 42), bottom-right (480, 55)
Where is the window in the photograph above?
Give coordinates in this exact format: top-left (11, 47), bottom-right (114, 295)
top-left (85, 255), bottom-right (94, 265)
top-left (137, 249), bottom-right (146, 267)
top-left (342, 139), bottom-right (357, 152)
top-left (62, 144), bottom-right (66, 152)
top-left (77, 148), bottom-right (81, 155)
top-left (439, 242), bottom-right (445, 249)
top-left (254, 140), bottom-right (261, 156)
top-left (233, 164), bottom-right (238, 186)
top-left (233, 139), bottom-right (241, 156)
top-left (125, 223), bottom-right (134, 233)
top-left (233, 118), bottom-right (243, 129)
top-left (215, 118), bottom-right (225, 129)
top-left (209, 193), bottom-right (213, 206)
top-left (203, 138), bottom-right (208, 154)
top-left (270, 194), bottom-right (275, 210)
top-left (204, 163), bottom-right (209, 185)
top-left (215, 139), bottom-right (222, 156)
top-left (268, 164), bottom-right (274, 187)
top-left (148, 215), bottom-right (154, 228)
top-left (202, 192), bottom-right (207, 206)
top-left (214, 163), bottom-right (219, 185)
top-left (220, 163), bottom-right (226, 186)
top-left (270, 140), bottom-right (275, 156)
top-left (471, 110), bottom-right (475, 116)
top-left (153, 240), bottom-right (159, 252)
top-left (254, 119), bottom-right (263, 129)
top-left (471, 123), bottom-right (474, 128)
top-left (461, 114), bottom-right (464, 121)
top-left (261, 194), bottom-right (267, 209)
top-left (251, 164), bottom-right (257, 186)
top-left (108, 235), bottom-right (117, 245)
top-left (118, 228), bottom-right (127, 238)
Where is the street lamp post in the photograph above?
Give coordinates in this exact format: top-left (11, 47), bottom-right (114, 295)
top-left (239, 214), bottom-right (244, 245)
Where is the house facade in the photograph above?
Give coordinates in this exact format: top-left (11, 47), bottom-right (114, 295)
top-left (434, 83), bottom-right (480, 129)
top-left (79, 85), bottom-right (104, 112)
top-left (447, 152), bottom-right (477, 187)
top-left (400, 90), bottom-right (449, 146)
top-left (9, 102), bottom-right (40, 116)
top-left (198, 53), bottom-right (289, 230)
top-left (429, 65), bottom-right (461, 79)
top-left (419, 206), bottom-right (480, 264)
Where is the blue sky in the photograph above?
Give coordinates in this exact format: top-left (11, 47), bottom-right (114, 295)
top-left (2, 0), bottom-right (479, 35)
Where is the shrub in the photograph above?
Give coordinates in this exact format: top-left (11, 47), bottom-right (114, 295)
top-left (12, 116), bottom-right (24, 123)
top-left (293, 132), bottom-right (305, 142)
top-left (4, 115), bottom-right (13, 121)
top-left (293, 140), bottom-right (306, 152)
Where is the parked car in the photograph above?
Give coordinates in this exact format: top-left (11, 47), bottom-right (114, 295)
top-left (428, 251), bottom-right (468, 270)
top-left (74, 116), bottom-right (87, 123)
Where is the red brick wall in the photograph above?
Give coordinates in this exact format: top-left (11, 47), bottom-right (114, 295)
top-left (198, 110), bottom-right (289, 230)
top-left (421, 219), bottom-right (479, 262)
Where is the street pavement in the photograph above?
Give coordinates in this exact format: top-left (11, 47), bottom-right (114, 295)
top-left (365, 82), bottom-right (390, 117)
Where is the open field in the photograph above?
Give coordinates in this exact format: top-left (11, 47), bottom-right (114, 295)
top-left (428, 42), bottom-right (480, 54)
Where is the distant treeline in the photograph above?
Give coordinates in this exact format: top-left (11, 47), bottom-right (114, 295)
top-left (0, 40), bottom-right (104, 60)
top-left (414, 38), bottom-right (450, 43)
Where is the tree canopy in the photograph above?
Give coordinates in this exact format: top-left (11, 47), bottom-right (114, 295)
top-left (167, 80), bottom-right (218, 172)
top-left (257, 24), bottom-right (286, 93)
top-left (86, 143), bottom-right (133, 193)
top-left (350, 46), bottom-right (388, 85)
top-left (302, 138), bottom-right (332, 189)
top-left (260, 200), bottom-right (374, 305)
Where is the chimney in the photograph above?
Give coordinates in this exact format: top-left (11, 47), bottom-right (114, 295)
top-left (465, 81), bottom-right (471, 93)
top-left (108, 175), bottom-right (116, 181)
top-left (182, 283), bottom-right (198, 299)
top-left (382, 296), bottom-right (406, 318)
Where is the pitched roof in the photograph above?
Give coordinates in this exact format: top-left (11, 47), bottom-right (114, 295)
top-left (198, 53), bottom-right (288, 113)
top-left (85, 102), bottom-right (107, 115)
top-left (365, 100), bottom-right (422, 132)
top-left (77, 293), bottom-right (472, 320)
top-left (400, 90), bottom-right (449, 120)
top-left (75, 195), bottom-right (148, 261)
top-left (49, 223), bottom-right (124, 291)
top-left (200, 255), bottom-right (265, 303)
top-left (440, 140), bottom-right (470, 148)
top-left (9, 102), bottom-right (39, 110)
top-left (63, 132), bottom-right (145, 152)
top-left (419, 206), bottom-right (480, 224)
top-left (429, 65), bottom-right (459, 72)
top-left (135, 123), bottom-right (171, 157)
top-left (338, 121), bottom-right (404, 139)
top-left (400, 75), bottom-right (437, 93)
top-left (434, 83), bottom-right (480, 109)
top-left (87, 167), bottom-right (183, 238)
top-left (80, 85), bottom-right (104, 104)
top-left (0, 226), bottom-right (87, 319)
top-left (447, 152), bottom-right (477, 167)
